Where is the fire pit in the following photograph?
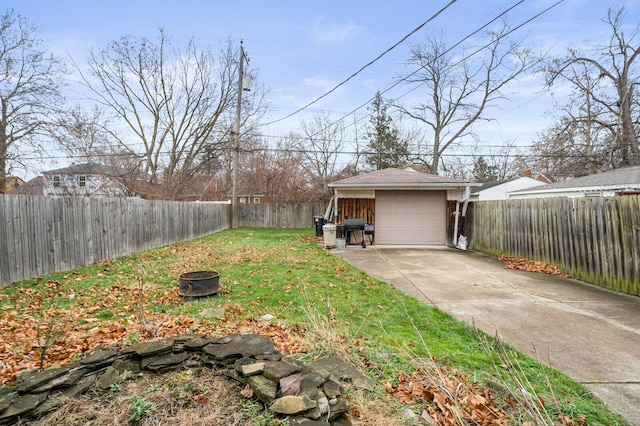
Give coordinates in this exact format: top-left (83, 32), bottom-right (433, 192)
top-left (178, 271), bottom-right (220, 297)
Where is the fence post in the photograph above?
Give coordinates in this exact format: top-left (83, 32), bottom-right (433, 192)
top-left (470, 196), bottom-right (640, 297)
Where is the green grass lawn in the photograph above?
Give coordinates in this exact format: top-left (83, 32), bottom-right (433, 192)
top-left (0, 228), bottom-right (630, 425)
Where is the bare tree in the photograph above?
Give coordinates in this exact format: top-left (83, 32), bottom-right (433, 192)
top-left (441, 143), bottom-right (520, 181)
top-left (346, 113), bottom-right (367, 174)
top-left (292, 112), bottom-right (347, 201)
top-left (0, 9), bottom-right (65, 191)
top-left (48, 105), bottom-right (167, 197)
top-left (77, 30), bottom-right (258, 199)
top-left (239, 137), bottom-right (312, 203)
top-left (49, 105), bottom-right (114, 163)
top-left (398, 21), bottom-right (537, 174)
top-left (529, 113), bottom-right (614, 180)
top-left (546, 5), bottom-right (640, 168)
top-left (440, 156), bottom-right (471, 180)
top-left (473, 139), bottom-right (521, 181)
top-left (548, 63), bottom-right (608, 175)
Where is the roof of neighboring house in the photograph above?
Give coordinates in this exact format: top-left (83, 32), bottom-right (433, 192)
top-left (2, 176), bottom-right (25, 193)
top-left (8, 176), bottom-right (44, 195)
top-left (42, 163), bottom-right (117, 176)
top-left (328, 167), bottom-right (479, 188)
top-left (470, 176), bottom-right (549, 200)
top-left (471, 178), bottom-right (517, 194)
top-left (510, 165), bottom-right (640, 195)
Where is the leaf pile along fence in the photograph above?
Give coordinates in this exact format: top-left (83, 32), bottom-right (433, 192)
top-left (471, 196), bottom-right (640, 297)
top-left (235, 203), bottom-right (325, 228)
top-left (0, 195), bottom-right (231, 288)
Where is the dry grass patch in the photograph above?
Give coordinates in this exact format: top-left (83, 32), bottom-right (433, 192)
top-left (22, 369), bottom-right (273, 426)
top-left (20, 369), bottom-right (412, 426)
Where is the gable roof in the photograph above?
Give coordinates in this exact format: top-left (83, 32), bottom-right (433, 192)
top-left (9, 176), bottom-right (44, 195)
top-left (510, 166), bottom-right (640, 196)
top-left (471, 178), bottom-right (516, 194)
top-left (1, 176), bottom-right (25, 193)
top-left (329, 168), bottom-right (478, 188)
top-left (470, 176), bottom-right (548, 201)
top-left (43, 163), bottom-right (118, 176)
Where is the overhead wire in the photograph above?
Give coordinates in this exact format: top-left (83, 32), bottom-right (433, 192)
top-left (262, 0), bottom-right (459, 126)
top-left (260, 0), bottom-right (566, 155)
top-left (23, 143), bottom-right (606, 162)
top-left (262, 0), bottom-right (528, 128)
top-left (331, 0), bottom-right (564, 132)
top-left (29, 1), bottom-right (574, 171)
top-left (253, 0), bottom-right (534, 165)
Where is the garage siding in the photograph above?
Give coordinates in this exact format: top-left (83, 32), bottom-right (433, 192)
top-left (375, 191), bottom-right (446, 245)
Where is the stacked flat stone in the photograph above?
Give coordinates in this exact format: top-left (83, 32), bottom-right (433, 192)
top-left (0, 333), bottom-right (373, 425)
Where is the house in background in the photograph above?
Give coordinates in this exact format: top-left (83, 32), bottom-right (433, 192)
top-left (470, 170), bottom-right (551, 201)
top-left (237, 192), bottom-right (264, 204)
top-left (1, 176), bottom-right (25, 194)
top-left (8, 176), bottom-right (44, 195)
top-left (509, 165), bottom-right (640, 199)
top-left (328, 167), bottom-right (479, 246)
top-left (42, 163), bottom-right (127, 197)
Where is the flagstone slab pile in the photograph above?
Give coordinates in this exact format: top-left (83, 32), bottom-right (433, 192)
top-left (0, 333), bottom-right (374, 425)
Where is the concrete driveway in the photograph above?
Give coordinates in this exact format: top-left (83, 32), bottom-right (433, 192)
top-left (331, 246), bottom-right (640, 425)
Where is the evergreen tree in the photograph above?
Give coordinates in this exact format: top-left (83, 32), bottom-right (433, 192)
top-left (472, 156), bottom-right (499, 183)
top-left (364, 92), bottom-right (410, 170)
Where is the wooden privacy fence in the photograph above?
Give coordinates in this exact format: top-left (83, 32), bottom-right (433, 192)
top-left (472, 196), bottom-right (640, 296)
top-left (0, 195), bottom-right (231, 287)
top-left (235, 203), bottom-right (325, 228)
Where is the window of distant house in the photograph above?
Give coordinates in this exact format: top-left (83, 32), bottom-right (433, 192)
top-left (253, 197), bottom-right (261, 204)
top-left (78, 176), bottom-right (86, 188)
top-left (53, 176), bottom-right (60, 188)
top-left (239, 197), bottom-right (247, 204)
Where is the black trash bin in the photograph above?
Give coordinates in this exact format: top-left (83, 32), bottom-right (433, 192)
top-left (313, 215), bottom-right (326, 236)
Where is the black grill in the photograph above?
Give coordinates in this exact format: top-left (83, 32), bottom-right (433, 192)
top-left (344, 219), bottom-right (374, 248)
top-left (344, 218), bottom-right (365, 231)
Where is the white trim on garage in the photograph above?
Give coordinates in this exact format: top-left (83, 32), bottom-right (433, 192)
top-left (375, 190), bottom-right (446, 245)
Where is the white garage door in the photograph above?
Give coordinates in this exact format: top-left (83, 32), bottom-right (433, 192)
top-left (375, 191), bottom-right (446, 245)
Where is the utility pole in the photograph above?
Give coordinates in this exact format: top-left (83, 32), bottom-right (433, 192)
top-left (232, 41), bottom-right (247, 228)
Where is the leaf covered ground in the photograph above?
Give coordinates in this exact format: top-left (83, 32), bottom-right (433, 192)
top-left (0, 229), bottom-right (628, 425)
top-left (498, 254), bottom-right (571, 278)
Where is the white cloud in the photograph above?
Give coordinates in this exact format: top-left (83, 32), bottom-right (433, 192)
top-left (302, 76), bottom-right (335, 90)
top-left (310, 19), bottom-right (364, 45)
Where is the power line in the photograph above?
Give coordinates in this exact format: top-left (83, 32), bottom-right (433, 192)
top-left (21, 144), bottom-right (608, 162)
top-left (20, 2), bottom-right (579, 171)
top-left (261, 0), bottom-right (543, 145)
top-left (26, 131), bottom-right (539, 156)
top-left (262, 0), bottom-right (566, 151)
top-left (262, 0), bottom-right (459, 126)
top-left (241, 146), bottom-right (606, 160)
top-left (333, 0), bottom-right (564, 131)
top-left (263, 0), bottom-right (531, 131)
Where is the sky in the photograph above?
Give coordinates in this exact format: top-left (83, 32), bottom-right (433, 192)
top-left (4, 0), bottom-right (640, 178)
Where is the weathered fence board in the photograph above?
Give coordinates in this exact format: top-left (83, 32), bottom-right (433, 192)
top-left (1, 196), bottom-right (325, 287)
top-left (0, 195), bottom-right (232, 287)
top-left (472, 196), bottom-right (640, 297)
top-left (235, 203), bottom-right (325, 228)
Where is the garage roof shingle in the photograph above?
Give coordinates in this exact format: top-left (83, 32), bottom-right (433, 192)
top-left (329, 167), bottom-right (476, 186)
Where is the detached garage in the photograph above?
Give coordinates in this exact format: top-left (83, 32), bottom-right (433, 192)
top-left (327, 168), bottom-right (478, 247)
